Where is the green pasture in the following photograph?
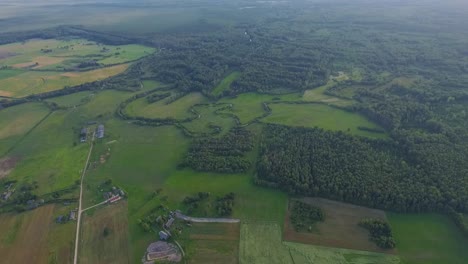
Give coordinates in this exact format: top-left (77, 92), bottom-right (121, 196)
top-left (7, 109), bottom-right (89, 195)
top-left (239, 222), bottom-right (398, 264)
top-left (0, 39), bottom-right (154, 69)
top-left (46, 91), bottom-right (95, 108)
top-left (124, 92), bottom-right (207, 120)
top-left (303, 81), bottom-right (352, 107)
top-left (262, 103), bottom-right (386, 138)
top-left (181, 104), bottom-right (237, 136)
top-left (164, 171), bottom-right (287, 223)
top-left (0, 102), bottom-right (50, 156)
top-left (212, 72), bottom-right (241, 96)
top-left (285, 242), bottom-right (400, 264)
top-left (0, 64), bottom-right (129, 98)
top-left (0, 69), bottom-right (24, 80)
top-left (388, 213), bottom-right (468, 264)
top-left (218, 92), bottom-right (301, 124)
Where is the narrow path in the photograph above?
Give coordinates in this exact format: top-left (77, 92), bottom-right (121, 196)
top-left (82, 199), bottom-right (109, 212)
top-left (175, 212), bottom-right (240, 223)
top-left (73, 132), bottom-right (95, 264)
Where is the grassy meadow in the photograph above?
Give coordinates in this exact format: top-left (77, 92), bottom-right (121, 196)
top-left (185, 222), bottom-right (240, 264)
top-left (124, 92), bottom-right (207, 120)
top-left (181, 104), bottom-right (237, 136)
top-left (79, 202), bottom-right (131, 264)
top-left (0, 102), bottom-right (50, 155)
top-left (46, 91), bottom-right (95, 108)
top-left (388, 213), bottom-right (468, 264)
top-left (0, 38), bottom-right (154, 98)
top-left (212, 72), bottom-right (241, 96)
top-left (0, 205), bottom-right (76, 264)
top-left (0, 39), bottom-right (154, 69)
top-left (262, 103), bottom-right (386, 138)
top-left (0, 64), bottom-right (129, 98)
top-left (239, 222), bottom-right (399, 264)
top-left (218, 92), bottom-right (302, 124)
top-left (284, 198), bottom-right (393, 253)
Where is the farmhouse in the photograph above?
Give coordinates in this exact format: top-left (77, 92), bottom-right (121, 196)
top-left (80, 128), bottom-right (87, 143)
top-left (108, 195), bottom-right (122, 203)
top-left (159, 230), bottom-right (170, 240)
top-left (96, 124), bottom-right (105, 139)
top-left (69, 210), bottom-right (77, 221)
top-left (164, 217), bottom-right (175, 229)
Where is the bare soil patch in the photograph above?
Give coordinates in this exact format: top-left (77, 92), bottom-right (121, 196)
top-left (0, 90), bottom-right (13, 97)
top-left (60, 72), bottom-right (80, 78)
top-left (0, 157), bottom-right (20, 179)
top-left (283, 197), bottom-right (396, 254)
top-left (12, 62), bottom-right (37, 69)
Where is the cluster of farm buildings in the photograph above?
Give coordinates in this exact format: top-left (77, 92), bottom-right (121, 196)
top-left (103, 186), bottom-right (125, 204)
top-left (143, 211), bottom-right (182, 263)
top-left (80, 124), bottom-right (105, 143)
top-left (1, 183), bottom-right (15, 201)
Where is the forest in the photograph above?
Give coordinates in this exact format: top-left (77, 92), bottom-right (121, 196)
top-left (182, 128), bottom-right (253, 173)
top-left (257, 125), bottom-right (468, 214)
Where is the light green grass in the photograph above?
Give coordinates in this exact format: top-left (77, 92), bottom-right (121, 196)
top-left (0, 64), bottom-right (129, 98)
top-left (218, 92), bottom-right (302, 124)
top-left (240, 222), bottom-right (398, 264)
top-left (46, 91), bottom-right (95, 107)
top-left (0, 39), bottom-right (154, 69)
top-left (0, 69), bottom-right (24, 81)
top-left (285, 242), bottom-right (400, 264)
top-left (303, 81), bottom-right (352, 107)
top-left (0, 102), bottom-right (50, 155)
top-left (212, 72), bottom-right (240, 96)
top-left (240, 223), bottom-right (293, 264)
top-left (181, 104), bottom-right (237, 136)
top-left (262, 103), bottom-right (386, 138)
top-left (388, 213), bottom-right (468, 264)
top-left (124, 92), bottom-right (207, 120)
top-left (164, 171), bottom-right (287, 223)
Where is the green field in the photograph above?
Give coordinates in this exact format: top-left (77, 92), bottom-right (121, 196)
top-left (181, 104), bottom-right (237, 136)
top-left (212, 72), bottom-right (241, 96)
top-left (0, 69), bottom-right (24, 81)
top-left (0, 64), bottom-right (129, 98)
top-left (303, 81), bottom-right (352, 107)
top-left (124, 92), bottom-right (207, 120)
top-left (239, 222), bottom-right (399, 264)
top-left (388, 213), bottom-right (468, 264)
top-left (0, 205), bottom-right (76, 264)
top-left (46, 91), bottom-right (95, 108)
top-left (218, 93), bottom-right (301, 124)
top-left (0, 102), bottom-right (50, 155)
top-left (0, 39), bottom-right (154, 69)
top-left (79, 202), bottom-right (131, 264)
top-left (185, 222), bottom-right (240, 264)
top-left (262, 103), bottom-right (386, 138)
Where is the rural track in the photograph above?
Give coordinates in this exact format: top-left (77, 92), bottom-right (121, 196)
top-left (175, 212), bottom-right (240, 223)
top-left (73, 131), bottom-right (95, 264)
top-left (82, 199), bottom-right (110, 212)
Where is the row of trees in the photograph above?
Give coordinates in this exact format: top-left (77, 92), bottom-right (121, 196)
top-left (290, 201), bottom-right (325, 232)
top-left (359, 218), bottom-right (396, 249)
top-left (182, 129), bottom-right (253, 173)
